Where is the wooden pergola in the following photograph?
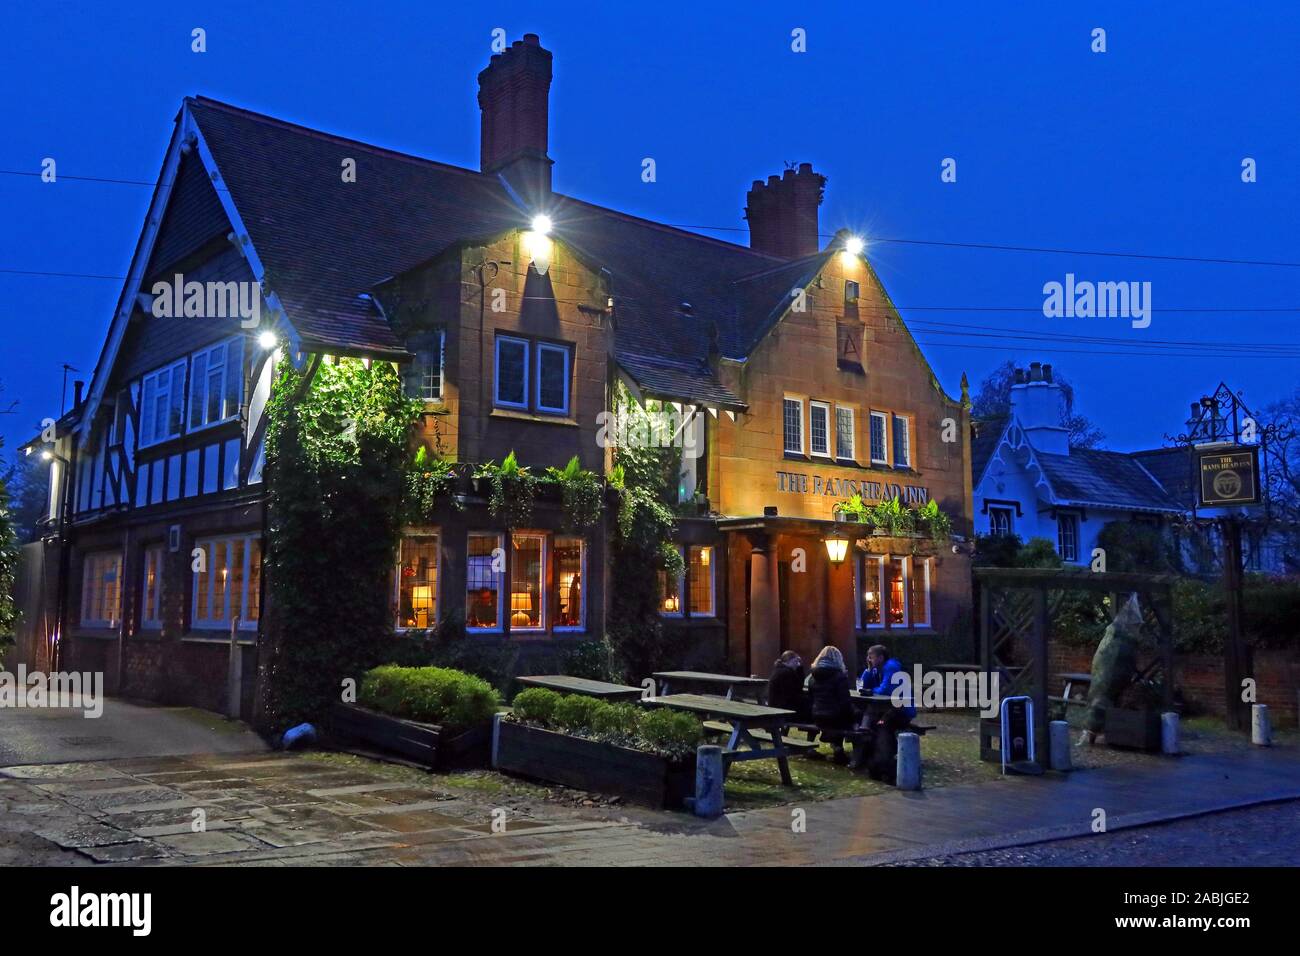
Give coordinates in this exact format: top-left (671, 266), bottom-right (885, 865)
top-left (975, 567), bottom-right (1178, 762)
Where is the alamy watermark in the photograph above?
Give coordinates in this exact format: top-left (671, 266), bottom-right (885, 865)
top-left (1042, 273), bottom-right (1151, 329)
top-left (596, 407), bottom-right (702, 458)
top-left (150, 274), bottom-right (262, 328)
top-left (0, 666), bottom-right (104, 718)
top-left (888, 666), bottom-right (1000, 718)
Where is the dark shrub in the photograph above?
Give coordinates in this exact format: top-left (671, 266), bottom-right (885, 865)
top-left (357, 665), bottom-right (500, 730)
top-left (510, 687), bottom-right (562, 726)
top-left (589, 702), bottom-right (640, 742)
top-left (636, 708), bottom-right (701, 759)
top-left (552, 694), bottom-right (603, 734)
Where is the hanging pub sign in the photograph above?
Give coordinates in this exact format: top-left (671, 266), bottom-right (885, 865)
top-left (1197, 445), bottom-right (1260, 507)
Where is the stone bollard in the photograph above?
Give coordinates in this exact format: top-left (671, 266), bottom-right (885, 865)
top-left (693, 745), bottom-right (725, 818)
top-left (1161, 712), bottom-right (1180, 755)
top-left (1252, 704), bottom-right (1272, 746)
top-left (491, 712), bottom-right (503, 768)
top-left (896, 732), bottom-right (921, 790)
top-left (1049, 720), bottom-right (1071, 771)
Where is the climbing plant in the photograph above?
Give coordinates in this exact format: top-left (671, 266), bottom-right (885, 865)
top-left (402, 445), bottom-right (458, 524)
top-left (475, 451), bottom-right (537, 529)
top-left (545, 455), bottom-right (603, 533)
top-left (0, 450), bottom-right (18, 647)
top-left (256, 357), bottom-right (421, 731)
top-left (606, 391), bottom-right (688, 680)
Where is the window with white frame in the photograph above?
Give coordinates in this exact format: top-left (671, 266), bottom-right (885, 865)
top-left (855, 552), bottom-right (932, 630)
top-left (989, 507), bottom-right (1014, 536)
top-left (553, 536), bottom-right (585, 629)
top-left (81, 551), bottom-right (122, 627)
top-left (141, 545), bottom-right (165, 629)
top-left (139, 360), bottom-right (186, 447)
top-left (892, 414), bottom-right (911, 467)
top-left (509, 533), bottom-right (546, 631)
top-left (192, 534), bottom-right (261, 630)
top-left (809, 401), bottom-right (831, 457)
top-left (535, 342), bottom-right (571, 415)
top-left (396, 532), bottom-right (439, 629)
top-left (466, 532), bottom-right (503, 630)
top-left (188, 338), bottom-right (243, 432)
top-left (835, 406), bottom-right (855, 461)
top-left (494, 336), bottom-right (529, 410)
top-left (1057, 513), bottom-right (1081, 562)
top-left (870, 412), bottom-right (888, 465)
top-left (406, 331), bottom-right (445, 402)
top-left (783, 397), bottom-right (804, 455)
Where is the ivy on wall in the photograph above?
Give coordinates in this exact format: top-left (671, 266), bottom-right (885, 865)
top-left (606, 389), bottom-right (689, 680)
top-left (256, 357), bottom-right (421, 731)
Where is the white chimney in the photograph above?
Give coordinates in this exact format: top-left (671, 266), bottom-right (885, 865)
top-left (1009, 362), bottom-right (1069, 455)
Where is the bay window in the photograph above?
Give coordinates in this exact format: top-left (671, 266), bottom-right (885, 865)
top-left (855, 552), bottom-right (933, 630)
top-left (509, 533), bottom-right (545, 631)
top-left (189, 337), bottom-right (244, 432)
top-left (139, 360), bottom-right (186, 447)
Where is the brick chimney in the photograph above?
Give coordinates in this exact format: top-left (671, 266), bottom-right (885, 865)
top-left (744, 163), bottom-right (826, 258)
top-left (478, 33), bottom-right (553, 205)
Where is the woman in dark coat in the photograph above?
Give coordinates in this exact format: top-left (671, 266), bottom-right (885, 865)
top-left (808, 646), bottom-right (855, 764)
top-left (767, 651), bottom-right (807, 720)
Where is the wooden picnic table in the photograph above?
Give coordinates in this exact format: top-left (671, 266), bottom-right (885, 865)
top-left (1057, 672), bottom-right (1092, 703)
top-left (641, 693), bottom-right (796, 785)
top-left (516, 675), bottom-right (646, 702)
top-left (652, 671), bottom-right (768, 703)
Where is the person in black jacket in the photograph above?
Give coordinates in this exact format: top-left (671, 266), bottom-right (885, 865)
top-left (767, 651), bottom-right (807, 720)
top-left (808, 646), bottom-right (854, 764)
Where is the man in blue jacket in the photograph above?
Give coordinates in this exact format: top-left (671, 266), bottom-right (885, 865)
top-left (859, 644), bottom-right (916, 720)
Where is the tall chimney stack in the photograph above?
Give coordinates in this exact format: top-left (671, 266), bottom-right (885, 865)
top-left (744, 163), bottom-right (825, 258)
top-left (478, 33), bottom-right (553, 206)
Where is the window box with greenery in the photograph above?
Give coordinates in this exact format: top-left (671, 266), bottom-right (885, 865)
top-left (330, 665), bottom-right (501, 769)
top-left (496, 688), bottom-right (701, 809)
top-left (473, 451), bottom-right (536, 528)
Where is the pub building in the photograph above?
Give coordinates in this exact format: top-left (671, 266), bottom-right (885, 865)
top-left (17, 34), bottom-right (973, 715)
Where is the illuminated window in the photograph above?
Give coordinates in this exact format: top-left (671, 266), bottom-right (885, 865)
top-left (835, 406), bottom-right (855, 461)
top-left (141, 545), bottom-right (164, 629)
top-left (192, 534), bottom-right (261, 630)
top-left (553, 536), bottom-right (584, 629)
top-left (783, 398), bottom-right (804, 455)
top-left (909, 556), bottom-right (931, 627)
top-left (509, 533), bottom-right (545, 631)
top-left (857, 554), bottom-right (883, 628)
top-left (688, 545), bottom-right (715, 616)
top-left (810, 401), bottom-right (831, 457)
top-left (466, 532), bottom-right (503, 630)
top-left (396, 533), bottom-right (439, 629)
top-left (886, 557), bottom-right (908, 627)
top-left (659, 548), bottom-right (684, 617)
top-left (870, 412), bottom-right (888, 464)
top-left (81, 551), bottom-right (122, 628)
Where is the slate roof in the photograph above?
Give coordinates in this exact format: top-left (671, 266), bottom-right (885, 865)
top-left (187, 96), bottom-right (819, 404)
top-left (1033, 448), bottom-right (1184, 513)
top-left (970, 418), bottom-right (1006, 486)
top-left (1131, 446), bottom-right (1197, 508)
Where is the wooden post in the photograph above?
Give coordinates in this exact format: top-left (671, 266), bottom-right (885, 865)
top-left (1032, 587), bottom-right (1050, 761)
top-left (1222, 518), bottom-right (1247, 731)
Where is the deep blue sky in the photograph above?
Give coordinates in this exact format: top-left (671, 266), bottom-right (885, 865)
top-left (2, 0), bottom-right (1298, 461)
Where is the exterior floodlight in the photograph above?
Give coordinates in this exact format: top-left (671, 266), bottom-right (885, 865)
top-left (530, 214), bottom-right (553, 236)
top-left (258, 331), bottom-right (278, 349)
top-left (41, 450), bottom-right (53, 462)
top-left (844, 236), bottom-right (864, 256)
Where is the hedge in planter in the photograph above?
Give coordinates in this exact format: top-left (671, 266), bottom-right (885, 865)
top-left (332, 665), bottom-right (501, 768)
top-left (498, 688), bottom-right (702, 807)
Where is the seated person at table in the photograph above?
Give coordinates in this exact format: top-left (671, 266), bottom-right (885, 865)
top-left (859, 644), bottom-right (916, 724)
top-left (808, 646), bottom-right (854, 765)
top-left (767, 651), bottom-right (807, 720)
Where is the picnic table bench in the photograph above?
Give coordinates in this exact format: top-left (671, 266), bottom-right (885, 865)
top-left (516, 675), bottom-right (646, 703)
top-left (1049, 672), bottom-right (1092, 708)
top-left (641, 693), bottom-right (795, 785)
top-left (652, 671), bottom-right (768, 703)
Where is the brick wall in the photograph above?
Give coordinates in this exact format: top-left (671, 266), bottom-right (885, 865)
top-left (1048, 643), bottom-right (1300, 728)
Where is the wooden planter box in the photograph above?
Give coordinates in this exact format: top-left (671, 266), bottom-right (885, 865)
top-left (330, 702), bottom-right (491, 769)
top-left (495, 720), bottom-right (696, 809)
top-left (1105, 707), bottom-right (1162, 752)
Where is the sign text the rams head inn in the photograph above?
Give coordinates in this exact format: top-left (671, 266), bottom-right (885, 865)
top-left (777, 469), bottom-right (929, 504)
